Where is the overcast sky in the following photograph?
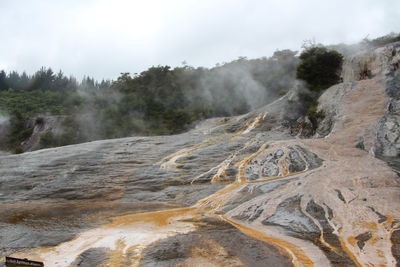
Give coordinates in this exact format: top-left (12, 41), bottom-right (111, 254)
top-left (1, 0), bottom-right (399, 80)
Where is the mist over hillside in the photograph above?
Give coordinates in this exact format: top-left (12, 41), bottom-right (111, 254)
top-left (0, 49), bottom-right (299, 152)
top-left (0, 33), bottom-right (399, 154)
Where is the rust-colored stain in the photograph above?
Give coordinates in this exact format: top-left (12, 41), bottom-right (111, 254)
top-left (278, 157), bottom-right (289, 177)
top-left (99, 242), bottom-right (142, 267)
top-left (359, 221), bottom-right (378, 231)
top-left (176, 238), bottom-right (243, 266)
top-left (348, 236), bottom-right (357, 247)
top-left (103, 239), bottom-right (127, 267)
top-left (376, 249), bottom-right (385, 258)
top-left (107, 207), bottom-right (199, 227)
top-left (383, 215), bottom-right (394, 230)
top-left (369, 236), bottom-right (380, 245)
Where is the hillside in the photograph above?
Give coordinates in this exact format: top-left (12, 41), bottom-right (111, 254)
top-left (0, 51), bottom-right (298, 153)
top-left (0, 42), bottom-right (399, 266)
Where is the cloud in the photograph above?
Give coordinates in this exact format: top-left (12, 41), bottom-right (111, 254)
top-left (0, 0), bottom-right (399, 80)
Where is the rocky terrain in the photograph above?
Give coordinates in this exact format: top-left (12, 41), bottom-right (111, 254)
top-left (0, 42), bottom-right (399, 266)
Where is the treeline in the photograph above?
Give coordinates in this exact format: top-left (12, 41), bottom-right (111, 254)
top-left (0, 68), bottom-right (111, 93)
top-left (0, 50), bottom-right (299, 152)
top-left (0, 69), bottom-right (113, 151)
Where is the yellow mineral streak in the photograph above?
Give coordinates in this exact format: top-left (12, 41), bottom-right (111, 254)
top-left (384, 215), bottom-right (394, 229)
top-left (247, 171), bottom-right (303, 183)
top-left (348, 236), bottom-right (357, 247)
top-left (236, 143), bottom-right (267, 183)
top-left (339, 238), bottom-right (363, 267)
top-left (158, 136), bottom-right (226, 169)
top-left (103, 240), bottom-right (128, 267)
top-left (242, 112), bottom-right (266, 134)
top-left (278, 156), bottom-right (289, 177)
top-left (210, 157), bottom-right (234, 183)
top-left (11, 208), bottom-right (199, 267)
top-left (176, 238), bottom-right (243, 266)
top-left (158, 147), bottom-right (191, 169)
top-left (319, 234), bottom-right (340, 254)
top-left (223, 216), bottom-right (313, 267)
top-left (99, 243), bottom-right (142, 267)
top-left (107, 207), bottom-right (199, 227)
top-left (195, 183), bottom-right (243, 211)
top-left (376, 249), bottom-right (385, 258)
top-left (358, 221), bottom-right (378, 231)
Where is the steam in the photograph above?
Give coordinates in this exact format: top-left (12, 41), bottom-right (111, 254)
top-left (197, 63), bottom-right (268, 113)
top-left (0, 115), bottom-right (9, 125)
top-left (72, 52), bottom-right (299, 141)
top-left (60, 81), bottom-right (125, 142)
top-left (181, 52), bottom-right (299, 117)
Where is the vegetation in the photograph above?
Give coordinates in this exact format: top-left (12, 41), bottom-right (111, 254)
top-left (0, 51), bottom-right (298, 152)
top-left (0, 89), bottom-right (84, 116)
top-left (295, 44), bottom-right (343, 134)
top-left (296, 46), bottom-right (343, 92)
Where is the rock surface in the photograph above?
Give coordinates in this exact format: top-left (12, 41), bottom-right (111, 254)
top-left (0, 43), bottom-right (400, 267)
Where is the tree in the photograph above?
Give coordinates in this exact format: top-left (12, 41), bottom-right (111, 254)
top-left (0, 70), bottom-right (8, 91)
top-left (28, 67), bottom-right (55, 91)
top-left (296, 46), bottom-right (343, 92)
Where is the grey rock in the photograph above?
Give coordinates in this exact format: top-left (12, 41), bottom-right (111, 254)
top-left (287, 149), bottom-right (306, 173)
top-left (140, 219), bottom-right (292, 267)
top-left (376, 99), bottom-right (400, 157)
top-left (70, 248), bottom-right (110, 267)
top-left (262, 162), bottom-right (279, 177)
top-left (386, 75), bottom-right (400, 99)
top-left (262, 196), bottom-right (319, 234)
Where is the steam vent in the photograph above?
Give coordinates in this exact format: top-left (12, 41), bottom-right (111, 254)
top-left (1, 42), bottom-right (400, 266)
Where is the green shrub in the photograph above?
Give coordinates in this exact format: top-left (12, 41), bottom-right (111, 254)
top-left (17, 127), bottom-right (33, 141)
top-left (296, 91), bottom-right (325, 134)
top-left (40, 131), bottom-right (57, 148)
top-left (307, 103), bottom-right (325, 128)
top-left (296, 46), bottom-right (343, 92)
top-left (7, 111), bottom-right (33, 148)
top-left (14, 146), bottom-right (23, 154)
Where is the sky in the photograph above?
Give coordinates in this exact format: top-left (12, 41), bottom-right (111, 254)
top-left (0, 0), bottom-right (399, 80)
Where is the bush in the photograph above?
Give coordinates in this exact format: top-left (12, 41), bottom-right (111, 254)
top-left (297, 46), bottom-right (343, 92)
top-left (7, 111), bottom-right (33, 149)
top-left (307, 102), bottom-right (325, 130)
top-left (40, 131), bottom-right (57, 148)
top-left (14, 146), bottom-right (23, 154)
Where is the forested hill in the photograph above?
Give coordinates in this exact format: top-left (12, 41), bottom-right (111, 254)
top-left (0, 50), bottom-right (298, 153)
top-left (1, 33), bottom-right (399, 153)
